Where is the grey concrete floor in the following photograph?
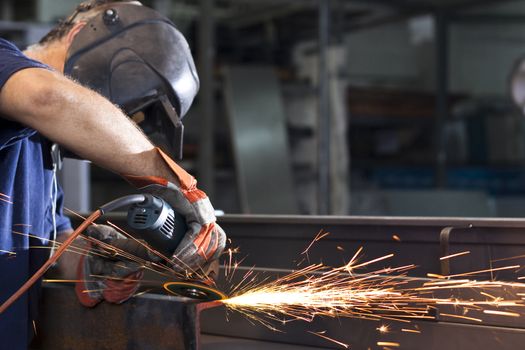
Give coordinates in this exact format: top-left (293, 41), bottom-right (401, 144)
top-left (201, 334), bottom-right (329, 349)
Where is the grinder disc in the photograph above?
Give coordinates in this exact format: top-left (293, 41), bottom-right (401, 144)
top-left (164, 281), bottom-right (227, 301)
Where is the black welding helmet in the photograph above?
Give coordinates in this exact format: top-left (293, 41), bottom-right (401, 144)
top-left (64, 2), bottom-right (199, 159)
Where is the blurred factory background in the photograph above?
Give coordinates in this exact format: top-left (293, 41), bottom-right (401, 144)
top-left (4, 0), bottom-right (525, 218)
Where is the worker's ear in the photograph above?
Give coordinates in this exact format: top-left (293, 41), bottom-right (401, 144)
top-left (65, 22), bottom-right (87, 47)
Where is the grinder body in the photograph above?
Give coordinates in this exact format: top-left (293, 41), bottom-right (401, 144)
top-left (126, 195), bottom-right (187, 257)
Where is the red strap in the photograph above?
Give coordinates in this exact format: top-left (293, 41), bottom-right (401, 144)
top-left (156, 147), bottom-right (196, 190)
top-left (183, 188), bottom-right (208, 203)
top-left (122, 148), bottom-right (197, 191)
top-left (123, 175), bottom-right (168, 188)
top-left (193, 224), bottom-right (219, 261)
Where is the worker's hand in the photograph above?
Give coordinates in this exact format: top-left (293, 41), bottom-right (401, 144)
top-left (75, 225), bottom-right (145, 307)
top-left (123, 147), bottom-right (226, 278)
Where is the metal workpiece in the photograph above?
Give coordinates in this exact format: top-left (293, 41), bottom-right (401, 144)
top-left (32, 285), bottom-right (221, 350)
top-left (216, 215), bottom-right (525, 280)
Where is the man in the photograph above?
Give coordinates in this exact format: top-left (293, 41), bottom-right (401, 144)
top-left (0, 1), bottom-right (225, 348)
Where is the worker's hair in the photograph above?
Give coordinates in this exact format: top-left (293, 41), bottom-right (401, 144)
top-left (39, 0), bottom-right (140, 45)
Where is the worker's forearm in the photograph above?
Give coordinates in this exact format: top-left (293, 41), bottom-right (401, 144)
top-left (0, 68), bottom-right (175, 181)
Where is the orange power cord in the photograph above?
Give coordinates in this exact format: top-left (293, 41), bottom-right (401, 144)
top-left (0, 210), bottom-right (102, 314)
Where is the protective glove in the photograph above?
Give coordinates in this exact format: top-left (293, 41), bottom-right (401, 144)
top-left (75, 224), bottom-right (145, 307)
top-left (123, 147), bottom-right (226, 277)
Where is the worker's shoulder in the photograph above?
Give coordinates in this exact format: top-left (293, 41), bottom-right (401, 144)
top-left (0, 38), bottom-right (21, 53)
top-left (0, 38), bottom-right (50, 89)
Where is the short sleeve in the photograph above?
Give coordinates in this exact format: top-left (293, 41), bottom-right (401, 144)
top-left (0, 38), bottom-right (50, 150)
top-left (55, 184), bottom-right (73, 234)
top-left (0, 38), bottom-right (49, 89)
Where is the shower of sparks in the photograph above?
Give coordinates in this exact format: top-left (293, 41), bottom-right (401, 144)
top-left (221, 248), bottom-right (525, 339)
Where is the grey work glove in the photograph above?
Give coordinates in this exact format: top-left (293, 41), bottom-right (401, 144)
top-left (75, 225), bottom-right (145, 307)
top-left (123, 147), bottom-right (226, 278)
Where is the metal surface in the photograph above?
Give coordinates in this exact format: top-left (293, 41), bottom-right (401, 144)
top-left (317, 0), bottom-right (331, 215)
top-left (32, 284), bottom-right (220, 350)
top-left (224, 66), bottom-right (298, 214)
top-left (201, 334), bottom-right (329, 349)
top-left (202, 306), bottom-right (525, 350)
top-left (207, 215), bottom-right (525, 293)
top-left (213, 215), bottom-right (525, 278)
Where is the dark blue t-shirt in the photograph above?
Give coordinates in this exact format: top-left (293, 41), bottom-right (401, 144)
top-left (0, 38), bottom-right (72, 349)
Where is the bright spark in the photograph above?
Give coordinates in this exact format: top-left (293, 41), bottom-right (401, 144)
top-left (222, 249), bottom-right (525, 330)
top-left (0, 249), bottom-right (16, 256)
top-left (377, 324), bottom-right (390, 333)
top-left (0, 197), bottom-right (13, 204)
top-left (483, 310), bottom-right (521, 317)
top-left (440, 251), bottom-right (470, 261)
top-left (401, 328), bottom-right (421, 334)
top-left (302, 230), bottom-right (330, 256)
top-left (377, 341), bottom-right (400, 347)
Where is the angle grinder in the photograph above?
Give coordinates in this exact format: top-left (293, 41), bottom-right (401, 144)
top-left (0, 194), bottom-right (225, 314)
top-left (99, 194), bottom-right (226, 301)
